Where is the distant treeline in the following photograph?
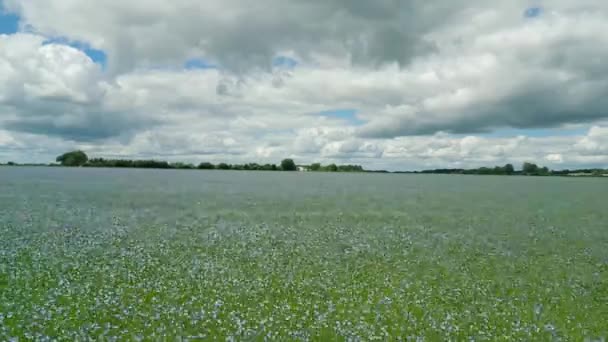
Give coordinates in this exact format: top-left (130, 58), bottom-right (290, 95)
top-left (84, 159), bottom-right (364, 172)
top-left (308, 163), bottom-right (364, 172)
top-left (86, 158), bottom-right (282, 171)
top-left (2, 151), bottom-right (606, 177)
top-left (402, 162), bottom-right (607, 177)
top-left (45, 151), bottom-right (366, 172)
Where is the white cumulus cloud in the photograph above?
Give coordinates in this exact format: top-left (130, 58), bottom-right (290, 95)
top-left (1, 1), bottom-right (608, 169)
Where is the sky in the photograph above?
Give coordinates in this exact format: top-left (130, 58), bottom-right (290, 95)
top-left (1, 1), bottom-right (608, 170)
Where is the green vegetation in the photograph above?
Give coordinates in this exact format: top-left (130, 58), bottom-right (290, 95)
top-left (55, 150), bottom-right (89, 166)
top-left (217, 162), bottom-right (231, 170)
top-left (1, 170), bottom-right (606, 340)
top-left (280, 158), bottom-right (297, 171)
top-left (197, 162), bottom-right (215, 170)
top-left (412, 163), bottom-right (607, 177)
top-left (308, 163), bottom-right (363, 172)
top-left (86, 158), bottom-right (172, 169)
top-left (2, 152), bottom-right (607, 177)
top-left (522, 162), bottom-right (550, 176)
top-left (36, 151), bottom-right (366, 173)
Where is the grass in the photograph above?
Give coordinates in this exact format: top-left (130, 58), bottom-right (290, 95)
top-left (1, 168), bottom-right (607, 340)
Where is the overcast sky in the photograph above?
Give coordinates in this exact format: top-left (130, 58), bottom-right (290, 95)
top-left (1, 0), bottom-right (608, 170)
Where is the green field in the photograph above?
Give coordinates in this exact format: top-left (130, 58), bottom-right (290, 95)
top-left (1, 167), bottom-right (607, 340)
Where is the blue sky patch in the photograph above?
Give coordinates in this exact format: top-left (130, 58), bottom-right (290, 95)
top-left (43, 38), bottom-right (107, 67)
top-left (184, 58), bottom-right (218, 70)
top-left (273, 56), bottom-right (298, 69)
top-left (321, 109), bottom-right (365, 126)
top-left (524, 7), bottom-right (543, 18)
top-left (83, 47), bottom-right (107, 66)
top-left (0, 12), bottom-right (19, 34)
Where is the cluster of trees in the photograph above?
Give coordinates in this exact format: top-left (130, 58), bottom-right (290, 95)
top-left (197, 162), bottom-right (281, 171)
top-left (308, 163), bottom-right (364, 172)
top-left (66, 153), bottom-right (297, 171)
top-left (414, 162), bottom-right (601, 176)
top-left (417, 164), bottom-right (518, 175)
top-left (56, 150), bottom-right (88, 167)
top-left (5, 151), bottom-right (601, 177)
top-left (550, 168), bottom-right (607, 176)
top-left (85, 158), bottom-right (173, 169)
top-left (521, 162), bottom-right (551, 176)
top-left (53, 152), bottom-right (366, 172)
top-left (86, 159), bottom-right (290, 171)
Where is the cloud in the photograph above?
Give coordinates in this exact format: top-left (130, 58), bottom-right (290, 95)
top-left (380, 127), bottom-right (608, 170)
top-left (1, 1), bottom-right (608, 169)
top-left (356, 9), bottom-right (608, 137)
top-left (0, 129), bottom-right (76, 163)
top-left (545, 153), bottom-right (564, 163)
top-left (0, 34), bottom-right (155, 141)
top-left (574, 126), bottom-right (608, 155)
top-left (3, 0), bottom-right (445, 74)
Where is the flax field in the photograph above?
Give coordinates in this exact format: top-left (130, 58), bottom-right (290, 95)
top-left (1, 167), bottom-right (607, 340)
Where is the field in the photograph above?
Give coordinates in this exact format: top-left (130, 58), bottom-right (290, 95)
top-left (1, 167), bottom-right (607, 340)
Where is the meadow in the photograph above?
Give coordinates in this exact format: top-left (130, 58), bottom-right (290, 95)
top-left (1, 167), bottom-right (606, 340)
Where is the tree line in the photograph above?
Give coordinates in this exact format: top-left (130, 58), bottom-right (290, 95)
top-left (408, 162), bottom-right (606, 176)
top-left (51, 151), bottom-right (365, 172)
top-left (2, 151), bottom-right (606, 177)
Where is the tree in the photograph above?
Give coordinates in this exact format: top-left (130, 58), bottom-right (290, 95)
top-left (170, 162), bottom-right (194, 169)
top-left (504, 164), bottom-right (515, 175)
top-left (326, 163), bottom-right (338, 172)
top-left (56, 150), bottom-right (88, 167)
top-left (539, 166), bottom-right (550, 176)
top-left (492, 166), bottom-right (505, 175)
top-left (338, 164), bottom-right (364, 172)
top-left (477, 167), bottom-right (492, 175)
top-left (522, 162), bottom-right (539, 175)
top-left (217, 163), bottom-right (231, 170)
top-left (310, 163), bottom-right (321, 171)
top-left (198, 162), bottom-right (215, 170)
top-left (281, 158), bottom-right (297, 171)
